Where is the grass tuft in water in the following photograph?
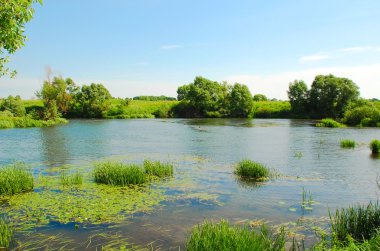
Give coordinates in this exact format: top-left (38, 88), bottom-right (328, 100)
top-left (235, 160), bottom-right (270, 181)
top-left (340, 139), bottom-right (356, 149)
top-left (143, 160), bottom-right (173, 178)
top-left (316, 119), bottom-right (345, 128)
top-left (0, 217), bottom-right (13, 249)
top-left (0, 162), bottom-right (34, 196)
top-left (61, 171), bottom-right (83, 186)
top-left (94, 162), bottom-right (146, 186)
top-left (370, 140), bottom-right (380, 154)
top-left (186, 220), bottom-right (285, 251)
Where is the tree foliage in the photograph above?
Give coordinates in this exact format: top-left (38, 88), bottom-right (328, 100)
top-left (0, 0), bottom-right (42, 77)
top-left (287, 80), bottom-right (309, 115)
top-left (228, 84), bottom-right (254, 118)
top-left (0, 95), bottom-right (26, 117)
top-left (253, 94), bottom-right (268, 102)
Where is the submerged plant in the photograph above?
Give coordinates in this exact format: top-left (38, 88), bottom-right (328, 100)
top-left (186, 220), bottom-right (285, 251)
top-left (94, 162), bottom-right (146, 186)
top-left (340, 139), bottom-right (356, 149)
top-left (370, 140), bottom-right (380, 154)
top-left (0, 162), bottom-right (34, 196)
top-left (143, 160), bottom-right (173, 178)
top-left (0, 217), bottom-right (13, 249)
top-left (235, 160), bottom-right (270, 181)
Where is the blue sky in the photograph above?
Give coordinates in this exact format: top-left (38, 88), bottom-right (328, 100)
top-left (1, 0), bottom-right (380, 99)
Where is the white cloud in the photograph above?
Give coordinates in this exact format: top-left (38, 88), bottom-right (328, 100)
top-left (160, 44), bottom-right (182, 50)
top-left (339, 46), bottom-right (380, 53)
top-left (299, 54), bottom-right (330, 63)
top-left (226, 64), bottom-right (380, 100)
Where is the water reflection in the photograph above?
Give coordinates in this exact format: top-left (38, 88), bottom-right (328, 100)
top-left (40, 126), bottom-right (70, 167)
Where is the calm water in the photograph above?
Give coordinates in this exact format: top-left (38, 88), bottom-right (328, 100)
top-left (1, 119), bottom-right (379, 249)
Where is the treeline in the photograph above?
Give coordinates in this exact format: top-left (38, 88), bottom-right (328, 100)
top-left (133, 95), bottom-right (176, 101)
top-left (288, 74), bottom-right (380, 127)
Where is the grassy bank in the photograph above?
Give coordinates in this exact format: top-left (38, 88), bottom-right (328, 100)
top-left (0, 112), bottom-right (67, 129)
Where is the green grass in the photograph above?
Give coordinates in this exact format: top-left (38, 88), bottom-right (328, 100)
top-left (0, 111), bottom-right (68, 129)
top-left (186, 220), bottom-right (285, 251)
top-left (143, 160), bottom-right (173, 178)
top-left (370, 140), bottom-right (380, 154)
top-left (340, 139), bottom-right (356, 149)
top-left (94, 162), bottom-right (147, 186)
top-left (234, 160), bottom-right (270, 180)
top-left (0, 162), bottom-right (34, 196)
top-left (253, 101), bottom-right (291, 118)
top-left (60, 171), bottom-right (83, 186)
top-left (316, 119), bottom-right (345, 128)
top-left (0, 217), bottom-right (13, 249)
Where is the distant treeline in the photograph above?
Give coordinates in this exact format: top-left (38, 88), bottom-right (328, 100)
top-left (133, 95), bottom-right (176, 101)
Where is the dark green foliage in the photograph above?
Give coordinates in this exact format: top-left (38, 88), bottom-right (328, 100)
top-left (143, 160), bottom-right (173, 178)
top-left (370, 140), bottom-right (380, 154)
top-left (330, 202), bottom-right (380, 245)
top-left (0, 95), bottom-right (26, 116)
top-left (343, 100), bottom-right (380, 127)
top-left (0, 217), bottom-right (13, 249)
top-left (340, 140), bottom-right (356, 148)
top-left (186, 220), bottom-right (285, 251)
top-left (235, 160), bottom-right (270, 180)
top-left (0, 162), bottom-right (34, 196)
top-left (228, 83), bottom-right (254, 118)
top-left (133, 95), bottom-right (176, 101)
top-left (288, 80), bottom-right (309, 115)
top-left (253, 94), bottom-right (268, 102)
top-left (94, 162), bottom-right (147, 186)
top-left (316, 119), bottom-right (345, 128)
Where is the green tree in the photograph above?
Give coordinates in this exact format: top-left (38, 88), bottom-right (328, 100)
top-left (0, 95), bottom-right (26, 116)
top-left (253, 94), bottom-right (268, 102)
top-left (287, 80), bottom-right (309, 115)
top-left (0, 0), bottom-right (42, 77)
top-left (309, 74), bottom-right (359, 118)
top-left (228, 83), bottom-right (254, 117)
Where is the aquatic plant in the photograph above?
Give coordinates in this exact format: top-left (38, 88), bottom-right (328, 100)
top-left (186, 220), bottom-right (285, 251)
top-left (370, 140), bottom-right (380, 154)
top-left (330, 202), bottom-right (380, 244)
top-left (143, 160), bottom-right (173, 178)
top-left (0, 217), bottom-right (13, 249)
top-left (234, 160), bottom-right (270, 180)
top-left (301, 187), bottom-right (314, 211)
top-left (0, 162), bottom-right (34, 196)
top-left (340, 139), bottom-right (356, 149)
top-left (61, 171), bottom-right (83, 186)
top-left (316, 119), bottom-right (345, 128)
top-left (94, 162), bottom-right (147, 186)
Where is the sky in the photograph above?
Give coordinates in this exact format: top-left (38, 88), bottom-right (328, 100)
top-left (1, 0), bottom-right (380, 99)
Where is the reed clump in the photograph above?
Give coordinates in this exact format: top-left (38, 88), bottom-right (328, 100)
top-left (235, 160), bottom-right (270, 181)
top-left (340, 139), bottom-right (356, 148)
top-left (0, 162), bottom-right (34, 196)
top-left (144, 160), bottom-right (173, 178)
top-left (370, 140), bottom-right (380, 154)
top-left (0, 217), bottom-right (13, 249)
top-left (60, 171), bottom-right (83, 186)
top-left (316, 119), bottom-right (345, 128)
top-left (94, 162), bottom-right (146, 186)
top-left (186, 220), bottom-right (285, 251)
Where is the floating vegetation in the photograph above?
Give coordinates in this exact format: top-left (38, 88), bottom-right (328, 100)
top-left (234, 160), bottom-right (270, 181)
top-left (340, 139), bottom-right (356, 149)
top-left (0, 217), bottom-right (13, 249)
top-left (94, 162), bottom-right (147, 186)
top-left (0, 162), bottom-right (34, 196)
top-left (186, 220), bottom-right (285, 251)
top-left (370, 140), bottom-right (380, 154)
top-left (294, 152), bottom-right (303, 159)
top-left (144, 160), bottom-right (173, 178)
top-left (61, 171), bottom-right (83, 186)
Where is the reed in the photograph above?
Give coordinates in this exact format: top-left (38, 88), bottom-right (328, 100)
top-left (316, 119), bottom-right (345, 128)
top-left (60, 171), bottom-right (83, 186)
top-left (370, 140), bottom-right (380, 154)
top-left (0, 217), bottom-right (13, 249)
top-left (143, 160), bottom-right (173, 178)
top-left (340, 139), bottom-right (356, 148)
top-left (235, 160), bottom-right (270, 180)
top-left (186, 220), bottom-right (285, 251)
top-left (0, 162), bottom-right (34, 196)
top-left (94, 162), bottom-right (146, 186)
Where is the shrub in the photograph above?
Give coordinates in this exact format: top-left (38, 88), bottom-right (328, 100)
top-left (143, 160), bottom-right (173, 178)
top-left (0, 162), bottom-right (34, 196)
top-left (316, 118), bottom-right (345, 128)
top-left (0, 217), bottom-right (13, 249)
top-left (340, 140), bottom-right (356, 149)
top-left (235, 160), bottom-right (270, 180)
top-left (186, 220), bottom-right (285, 251)
top-left (94, 162), bottom-right (146, 186)
top-left (370, 140), bottom-right (380, 154)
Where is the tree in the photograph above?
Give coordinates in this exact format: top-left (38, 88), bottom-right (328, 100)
top-left (228, 83), bottom-right (254, 118)
top-left (308, 74), bottom-right (359, 118)
top-left (0, 95), bottom-right (26, 116)
top-left (253, 94), bottom-right (268, 102)
top-left (0, 0), bottom-right (42, 77)
top-left (287, 80), bottom-right (309, 115)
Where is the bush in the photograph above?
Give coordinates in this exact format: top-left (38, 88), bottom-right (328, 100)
top-left (94, 162), bottom-right (147, 186)
top-left (370, 140), bottom-right (380, 154)
top-left (316, 119), bottom-right (345, 128)
top-left (0, 217), bottom-right (13, 249)
top-left (0, 162), bottom-right (34, 196)
top-left (186, 220), bottom-right (285, 251)
top-left (144, 160), bottom-right (173, 178)
top-left (235, 160), bottom-right (270, 180)
top-left (340, 140), bottom-right (356, 149)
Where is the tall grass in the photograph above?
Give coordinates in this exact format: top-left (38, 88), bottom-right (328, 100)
top-left (186, 220), bottom-right (285, 251)
top-left (316, 119), bottom-right (345, 128)
top-left (235, 160), bottom-right (270, 180)
top-left (60, 171), bottom-right (83, 186)
top-left (143, 160), bottom-right (173, 178)
top-left (94, 162), bottom-right (147, 186)
top-left (340, 139), bottom-right (356, 149)
top-left (0, 217), bottom-right (13, 249)
top-left (0, 163), bottom-right (34, 196)
top-left (330, 202), bottom-right (380, 244)
top-left (370, 140), bottom-right (380, 154)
